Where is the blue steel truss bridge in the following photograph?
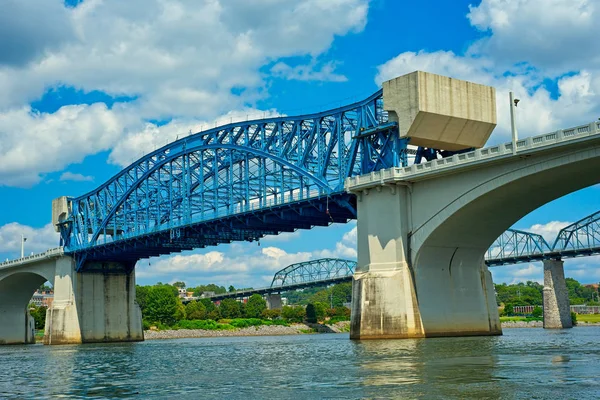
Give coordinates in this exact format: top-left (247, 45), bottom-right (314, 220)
top-left (55, 88), bottom-right (470, 271)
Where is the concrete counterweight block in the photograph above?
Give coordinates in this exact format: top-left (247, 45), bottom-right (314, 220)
top-left (44, 257), bottom-right (144, 345)
top-left (383, 71), bottom-right (497, 151)
top-left (543, 259), bottom-right (572, 329)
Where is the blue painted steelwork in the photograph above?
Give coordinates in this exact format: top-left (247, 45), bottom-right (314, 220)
top-left (487, 210), bottom-right (600, 266)
top-left (271, 258), bottom-right (356, 287)
top-left (59, 90), bottom-right (409, 270)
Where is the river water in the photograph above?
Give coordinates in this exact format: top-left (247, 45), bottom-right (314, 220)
top-left (1, 327), bottom-right (599, 399)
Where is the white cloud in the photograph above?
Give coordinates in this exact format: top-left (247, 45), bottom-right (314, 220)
top-left (0, 103), bottom-right (126, 186)
top-left (0, 222), bottom-right (59, 256)
top-left (0, 0), bottom-right (74, 67)
top-left (467, 0), bottom-right (599, 73)
top-left (0, 0), bottom-right (370, 185)
top-left (528, 221), bottom-right (572, 244)
top-left (59, 171), bottom-right (94, 182)
top-left (137, 245), bottom-right (312, 288)
top-left (271, 60), bottom-right (348, 82)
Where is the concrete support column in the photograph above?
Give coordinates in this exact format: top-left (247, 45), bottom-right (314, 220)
top-left (350, 184), bottom-right (501, 339)
top-left (266, 293), bottom-right (282, 310)
top-left (543, 259), bottom-right (572, 329)
top-left (351, 185), bottom-right (425, 339)
top-left (45, 257), bottom-right (144, 345)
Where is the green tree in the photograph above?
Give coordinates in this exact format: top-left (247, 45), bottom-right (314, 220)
top-left (172, 281), bottom-right (186, 289)
top-left (136, 285), bottom-right (151, 315)
top-left (245, 294), bottom-right (267, 318)
top-left (532, 306), bottom-right (543, 318)
top-left (29, 304), bottom-right (47, 329)
top-left (306, 303), bottom-right (317, 323)
top-left (185, 300), bottom-right (206, 320)
top-left (313, 302), bottom-right (327, 321)
top-left (261, 308), bottom-right (281, 320)
top-left (192, 284), bottom-right (227, 296)
top-left (228, 285), bottom-right (236, 293)
top-left (145, 285), bottom-right (182, 326)
top-left (503, 303), bottom-right (514, 316)
top-left (282, 305), bottom-right (305, 323)
top-left (220, 298), bottom-right (241, 318)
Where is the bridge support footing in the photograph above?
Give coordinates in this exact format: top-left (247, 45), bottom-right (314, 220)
top-left (350, 185), bottom-right (502, 340)
top-left (543, 259), bottom-right (572, 329)
top-left (44, 257), bottom-right (144, 345)
top-left (266, 293), bottom-right (282, 310)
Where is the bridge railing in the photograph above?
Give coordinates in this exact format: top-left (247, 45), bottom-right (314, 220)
top-left (0, 247), bottom-right (64, 269)
top-left (346, 121), bottom-right (600, 189)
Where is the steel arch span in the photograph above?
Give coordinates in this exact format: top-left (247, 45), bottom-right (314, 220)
top-left (271, 258), bottom-right (356, 287)
top-left (58, 90), bottom-right (410, 270)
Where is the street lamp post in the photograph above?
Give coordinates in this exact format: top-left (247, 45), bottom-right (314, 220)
top-left (20, 234), bottom-right (27, 258)
top-left (509, 91), bottom-right (520, 155)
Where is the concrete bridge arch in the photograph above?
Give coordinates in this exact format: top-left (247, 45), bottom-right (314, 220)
top-left (0, 259), bottom-right (56, 344)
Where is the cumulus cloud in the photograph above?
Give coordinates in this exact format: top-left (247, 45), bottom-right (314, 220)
top-left (59, 171), bottom-right (94, 182)
top-left (467, 0), bottom-right (599, 73)
top-left (0, 0), bottom-right (370, 185)
top-left (271, 61), bottom-right (348, 82)
top-left (0, 222), bottom-right (59, 256)
top-left (0, 103), bottom-right (127, 186)
top-left (528, 221), bottom-right (572, 244)
top-left (0, 0), bottom-right (74, 67)
top-left (137, 245), bottom-right (312, 288)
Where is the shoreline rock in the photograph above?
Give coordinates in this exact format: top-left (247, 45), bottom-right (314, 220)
top-left (144, 321), bottom-right (350, 340)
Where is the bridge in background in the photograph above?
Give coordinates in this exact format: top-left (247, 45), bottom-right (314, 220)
top-left (487, 211), bottom-right (600, 266)
top-left (188, 258), bottom-right (356, 303)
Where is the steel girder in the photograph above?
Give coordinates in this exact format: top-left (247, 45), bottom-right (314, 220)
top-left (552, 211), bottom-right (600, 252)
top-left (60, 90), bottom-right (406, 269)
top-left (271, 258), bottom-right (356, 287)
top-left (486, 229), bottom-right (551, 266)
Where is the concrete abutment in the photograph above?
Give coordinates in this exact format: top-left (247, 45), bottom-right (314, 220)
top-left (45, 257), bottom-right (144, 345)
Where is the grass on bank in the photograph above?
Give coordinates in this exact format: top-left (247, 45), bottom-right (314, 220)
top-left (576, 314), bottom-right (600, 323)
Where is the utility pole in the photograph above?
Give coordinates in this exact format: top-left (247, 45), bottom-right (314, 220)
top-left (509, 92), bottom-right (520, 155)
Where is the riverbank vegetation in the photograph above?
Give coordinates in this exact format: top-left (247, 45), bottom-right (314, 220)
top-left (136, 282), bottom-right (351, 331)
top-left (496, 278), bottom-right (599, 316)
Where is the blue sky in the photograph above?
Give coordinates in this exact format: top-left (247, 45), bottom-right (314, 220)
top-left (1, 0), bottom-right (600, 287)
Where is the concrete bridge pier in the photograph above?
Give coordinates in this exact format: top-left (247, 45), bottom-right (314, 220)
top-left (543, 259), bottom-right (572, 329)
top-left (45, 257), bottom-right (144, 345)
top-left (266, 293), bottom-right (282, 309)
top-left (350, 185), bottom-right (502, 340)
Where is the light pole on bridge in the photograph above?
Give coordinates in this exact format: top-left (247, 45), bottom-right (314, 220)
top-left (20, 234), bottom-right (27, 259)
